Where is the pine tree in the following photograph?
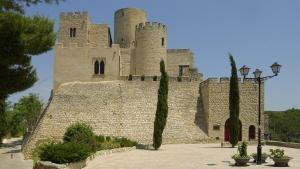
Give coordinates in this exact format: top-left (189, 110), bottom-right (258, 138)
top-left (0, 0), bottom-right (61, 141)
top-left (229, 54), bottom-right (240, 147)
top-left (153, 60), bottom-right (169, 150)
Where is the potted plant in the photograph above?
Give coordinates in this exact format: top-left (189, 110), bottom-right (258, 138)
top-left (269, 149), bottom-right (292, 167)
top-left (231, 141), bottom-right (251, 166)
top-left (251, 153), bottom-right (268, 163)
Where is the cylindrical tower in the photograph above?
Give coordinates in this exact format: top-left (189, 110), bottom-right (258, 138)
top-left (114, 8), bottom-right (147, 48)
top-left (135, 22), bottom-right (167, 76)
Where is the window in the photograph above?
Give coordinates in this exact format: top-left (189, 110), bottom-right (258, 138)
top-left (69, 28), bottom-right (76, 37)
top-left (94, 59), bottom-right (105, 76)
top-left (100, 60), bottom-right (105, 75)
top-left (162, 38), bottom-right (165, 46)
top-left (122, 12), bottom-right (125, 16)
top-left (213, 124), bottom-right (220, 130)
top-left (94, 61), bottom-right (99, 74)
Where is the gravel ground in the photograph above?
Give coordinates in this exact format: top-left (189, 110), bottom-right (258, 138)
top-left (1, 139), bottom-right (299, 169)
top-left (0, 138), bottom-right (33, 169)
top-left (85, 143), bottom-right (300, 169)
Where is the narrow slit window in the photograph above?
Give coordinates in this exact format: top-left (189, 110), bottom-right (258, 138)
top-left (162, 38), bottom-right (165, 46)
top-left (70, 28), bottom-right (76, 37)
top-left (94, 60), bottom-right (99, 74)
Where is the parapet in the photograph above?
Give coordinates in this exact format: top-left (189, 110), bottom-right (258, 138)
top-left (200, 77), bottom-right (257, 86)
top-left (167, 49), bottom-right (191, 53)
top-left (60, 11), bottom-right (89, 19)
top-left (135, 22), bottom-right (166, 31)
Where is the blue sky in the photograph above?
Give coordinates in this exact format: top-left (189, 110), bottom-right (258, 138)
top-left (8, 0), bottom-right (300, 111)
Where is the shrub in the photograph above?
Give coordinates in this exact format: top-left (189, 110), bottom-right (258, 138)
top-left (39, 142), bottom-right (91, 164)
top-left (269, 149), bottom-right (289, 159)
top-left (100, 141), bottom-right (120, 150)
top-left (141, 75), bottom-right (145, 81)
top-left (106, 136), bottom-right (111, 142)
top-left (63, 123), bottom-right (94, 145)
top-left (153, 76), bottom-right (157, 81)
top-left (177, 76), bottom-right (182, 82)
top-left (95, 135), bottom-right (105, 143)
top-left (113, 137), bottom-right (138, 147)
top-left (128, 74), bottom-right (133, 81)
top-left (238, 141), bottom-right (248, 157)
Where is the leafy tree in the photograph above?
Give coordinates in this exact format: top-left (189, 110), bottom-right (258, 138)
top-left (0, 0), bottom-right (63, 142)
top-left (0, 0), bottom-right (64, 13)
top-left (153, 60), bottom-right (169, 150)
top-left (267, 109), bottom-right (300, 143)
top-left (229, 54), bottom-right (240, 147)
top-left (9, 93), bottom-right (43, 137)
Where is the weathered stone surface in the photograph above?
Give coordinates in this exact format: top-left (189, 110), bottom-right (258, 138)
top-left (22, 81), bottom-right (208, 158)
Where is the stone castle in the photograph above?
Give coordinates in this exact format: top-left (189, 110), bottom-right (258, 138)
top-left (22, 8), bottom-right (264, 158)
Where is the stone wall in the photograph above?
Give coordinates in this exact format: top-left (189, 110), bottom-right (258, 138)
top-left (53, 44), bottom-right (121, 90)
top-left (200, 78), bottom-right (264, 142)
top-left (135, 22), bottom-right (167, 76)
top-left (23, 81), bottom-right (208, 158)
top-left (88, 24), bottom-right (110, 48)
top-left (114, 8), bottom-right (147, 48)
top-left (166, 49), bottom-right (194, 77)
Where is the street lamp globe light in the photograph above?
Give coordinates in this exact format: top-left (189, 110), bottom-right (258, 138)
top-left (253, 69), bottom-right (262, 78)
top-left (239, 65), bottom-right (250, 78)
top-left (271, 62), bottom-right (282, 75)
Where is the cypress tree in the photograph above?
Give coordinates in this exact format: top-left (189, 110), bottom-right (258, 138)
top-left (153, 60), bottom-right (169, 150)
top-left (229, 54), bottom-right (240, 147)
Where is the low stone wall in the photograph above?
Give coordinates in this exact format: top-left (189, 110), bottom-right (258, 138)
top-left (266, 141), bottom-right (300, 149)
top-left (34, 147), bottom-right (135, 169)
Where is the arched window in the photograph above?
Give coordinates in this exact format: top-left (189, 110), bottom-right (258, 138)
top-left (94, 60), bottom-right (99, 74)
top-left (100, 60), bottom-right (105, 75)
top-left (249, 125), bottom-right (256, 140)
top-left (162, 37), bottom-right (165, 46)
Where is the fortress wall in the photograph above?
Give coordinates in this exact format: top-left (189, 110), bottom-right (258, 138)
top-left (135, 22), bottom-right (167, 76)
top-left (59, 12), bottom-right (90, 47)
top-left (114, 8), bottom-right (147, 48)
top-left (89, 24), bottom-right (110, 47)
top-left (53, 44), bottom-right (120, 90)
top-left (22, 81), bottom-right (208, 158)
top-left (166, 49), bottom-right (194, 77)
top-left (200, 78), bottom-right (264, 141)
top-left (120, 48), bottom-right (133, 76)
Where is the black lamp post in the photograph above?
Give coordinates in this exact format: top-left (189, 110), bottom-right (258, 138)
top-left (239, 62), bottom-right (281, 165)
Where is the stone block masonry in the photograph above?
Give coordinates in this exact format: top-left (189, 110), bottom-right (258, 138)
top-left (22, 81), bottom-right (208, 158)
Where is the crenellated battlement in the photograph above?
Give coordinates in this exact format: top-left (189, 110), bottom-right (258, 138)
top-left (200, 77), bottom-right (257, 86)
top-left (136, 21), bottom-right (166, 31)
top-left (60, 11), bottom-right (88, 19)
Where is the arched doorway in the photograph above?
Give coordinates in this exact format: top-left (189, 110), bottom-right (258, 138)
top-left (224, 119), bottom-right (242, 141)
top-left (248, 125), bottom-right (256, 140)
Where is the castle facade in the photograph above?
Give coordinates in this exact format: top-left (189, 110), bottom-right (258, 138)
top-left (22, 8), bottom-right (263, 158)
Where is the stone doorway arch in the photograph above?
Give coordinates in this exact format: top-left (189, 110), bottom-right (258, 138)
top-left (224, 119), bottom-right (242, 142)
top-left (248, 125), bottom-right (256, 140)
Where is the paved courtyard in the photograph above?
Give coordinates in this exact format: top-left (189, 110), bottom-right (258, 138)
top-left (85, 143), bottom-right (300, 169)
top-left (0, 138), bottom-right (32, 169)
top-left (1, 138), bottom-right (300, 169)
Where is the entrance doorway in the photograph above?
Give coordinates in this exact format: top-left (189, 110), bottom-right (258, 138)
top-left (248, 125), bottom-right (256, 140)
top-left (224, 119), bottom-right (242, 141)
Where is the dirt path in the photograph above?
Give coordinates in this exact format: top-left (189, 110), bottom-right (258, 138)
top-left (0, 138), bottom-right (33, 169)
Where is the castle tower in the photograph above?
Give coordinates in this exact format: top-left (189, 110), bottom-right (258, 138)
top-left (58, 11), bottom-right (90, 46)
top-left (135, 22), bottom-right (167, 76)
top-left (114, 8), bottom-right (147, 48)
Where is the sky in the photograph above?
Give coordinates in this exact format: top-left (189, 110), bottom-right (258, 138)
top-left (8, 0), bottom-right (300, 111)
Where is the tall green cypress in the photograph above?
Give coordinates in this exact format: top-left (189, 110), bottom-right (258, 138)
top-left (153, 60), bottom-right (169, 150)
top-left (229, 54), bottom-right (240, 147)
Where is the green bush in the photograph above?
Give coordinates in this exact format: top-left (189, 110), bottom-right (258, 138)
top-left (106, 136), bottom-right (111, 142)
top-left (95, 135), bottom-right (105, 143)
top-left (238, 141), bottom-right (248, 157)
top-left (141, 75), bottom-right (145, 81)
top-left (128, 74), bottom-right (133, 81)
top-left (100, 141), bottom-right (120, 150)
top-left (177, 76), bottom-right (182, 82)
top-left (114, 137), bottom-right (137, 147)
top-left (63, 123), bottom-right (94, 144)
top-left (39, 142), bottom-right (91, 164)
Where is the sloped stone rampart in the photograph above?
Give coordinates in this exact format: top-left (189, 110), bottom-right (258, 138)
top-left (22, 81), bottom-right (208, 158)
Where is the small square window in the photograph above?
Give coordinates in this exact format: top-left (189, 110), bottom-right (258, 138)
top-left (213, 124), bottom-right (220, 130)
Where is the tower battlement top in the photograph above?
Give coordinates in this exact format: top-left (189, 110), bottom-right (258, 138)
top-left (135, 22), bottom-right (166, 31)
